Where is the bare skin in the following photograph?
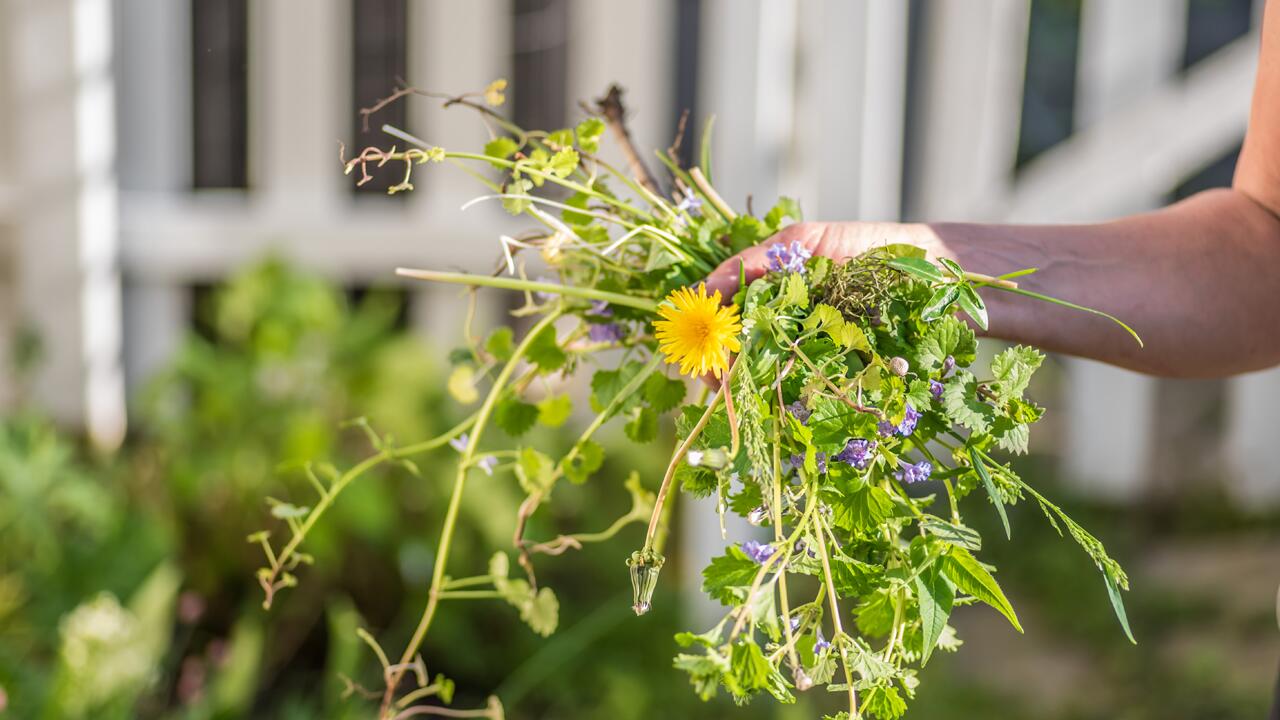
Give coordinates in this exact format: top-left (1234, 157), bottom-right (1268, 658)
top-left (706, 1), bottom-right (1280, 379)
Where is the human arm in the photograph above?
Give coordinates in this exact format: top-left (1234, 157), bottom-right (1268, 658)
top-left (705, 3), bottom-right (1280, 379)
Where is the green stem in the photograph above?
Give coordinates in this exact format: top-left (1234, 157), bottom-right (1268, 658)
top-left (436, 590), bottom-right (505, 600)
top-left (815, 514), bottom-right (859, 718)
top-left (395, 268), bottom-right (659, 313)
top-left (383, 310), bottom-right (564, 711)
top-left (989, 284), bottom-right (1143, 347)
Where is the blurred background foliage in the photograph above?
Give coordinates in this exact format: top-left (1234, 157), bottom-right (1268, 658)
top-left (0, 259), bottom-right (1275, 719)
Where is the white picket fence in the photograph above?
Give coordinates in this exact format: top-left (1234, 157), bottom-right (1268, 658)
top-left (0, 0), bottom-right (1275, 506)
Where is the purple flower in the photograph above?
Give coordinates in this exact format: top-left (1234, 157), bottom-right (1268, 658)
top-left (449, 433), bottom-right (469, 452)
top-left (676, 186), bottom-right (702, 216)
top-left (895, 460), bottom-right (933, 485)
top-left (534, 276), bottom-right (560, 302)
top-left (786, 401), bottom-right (811, 424)
top-left (878, 403), bottom-right (920, 438)
top-left (790, 616), bottom-right (802, 632)
top-left (765, 240), bottom-right (813, 274)
top-left (477, 455), bottom-right (498, 475)
top-left (930, 379), bottom-right (945, 401)
top-left (588, 299), bottom-right (613, 317)
top-left (834, 438), bottom-right (876, 470)
top-left (741, 540), bottom-right (776, 564)
top-left (814, 631), bottom-right (831, 653)
top-left (815, 452), bottom-right (828, 475)
top-left (942, 355), bottom-right (956, 377)
top-left (788, 454), bottom-right (803, 471)
top-left (588, 322), bottom-right (625, 343)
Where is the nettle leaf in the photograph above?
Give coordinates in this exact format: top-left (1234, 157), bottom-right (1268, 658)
top-left (485, 326), bottom-right (515, 362)
top-left (546, 128), bottom-right (574, 148)
top-left (833, 484), bottom-right (894, 533)
top-left (643, 373), bottom-right (686, 413)
top-left (941, 547), bottom-right (1022, 633)
top-left (915, 316), bottom-right (977, 374)
top-left (914, 563), bottom-right (955, 666)
top-left (574, 117), bottom-right (605, 154)
top-left (886, 256), bottom-right (945, 284)
top-left (906, 379), bottom-right (932, 408)
top-left (727, 215), bottom-right (769, 254)
top-left (526, 324), bottom-right (567, 373)
top-left (590, 361), bottom-right (647, 415)
top-left (560, 440), bottom-right (604, 484)
top-left (548, 148), bottom-right (579, 178)
top-left (494, 397), bottom-right (539, 437)
top-left (675, 462), bottom-right (717, 497)
top-left (624, 406), bottom-right (658, 443)
top-left (831, 555), bottom-right (882, 598)
top-left (515, 447), bottom-right (555, 494)
top-left (536, 394), bottom-right (573, 428)
top-left (942, 371), bottom-right (994, 434)
top-left (856, 589), bottom-right (897, 637)
top-left (991, 417), bottom-right (1031, 455)
top-left (726, 640), bottom-right (793, 704)
top-left (703, 546), bottom-right (761, 604)
top-left (989, 345), bottom-right (1044, 401)
top-left (863, 685), bottom-right (908, 720)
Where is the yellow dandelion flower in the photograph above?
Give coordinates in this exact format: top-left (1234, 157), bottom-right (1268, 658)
top-left (653, 283), bottom-right (742, 378)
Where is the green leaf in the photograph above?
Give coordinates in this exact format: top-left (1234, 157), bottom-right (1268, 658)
top-left (941, 548), bottom-right (1022, 633)
top-left (574, 117), bottom-right (605, 154)
top-left (536, 394), bottom-right (573, 428)
top-left (526, 324), bottom-right (567, 373)
top-left (863, 685), bottom-right (908, 720)
top-left (725, 640), bottom-right (792, 703)
top-left (548, 148), bottom-right (579, 178)
top-left (624, 406), bottom-right (658, 443)
top-left (942, 371), bottom-right (994, 434)
top-left (590, 361), bottom-right (646, 415)
top-left (494, 397), bottom-right (539, 437)
top-left (916, 316), bottom-right (977, 374)
top-left (521, 587), bottom-right (559, 637)
top-left (514, 447), bottom-right (555, 494)
top-left (546, 128), bottom-right (574, 148)
top-left (674, 651), bottom-right (728, 701)
top-left (937, 257), bottom-right (965, 279)
top-left (1104, 571), bottom-right (1137, 644)
top-left (502, 178), bottom-right (534, 214)
top-left (920, 516), bottom-right (982, 551)
top-left (764, 197), bottom-right (802, 230)
top-left (833, 484), bottom-right (894, 533)
top-left (970, 449), bottom-right (1010, 540)
top-left (956, 284), bottom-right (988, 330)
top-left (485, 326), bottom-right (515, 361)
top-left (702, 546), bottom-right (762, 604)
top-left (920, 285), bottom-right (961, 321)
top-left (914, 564), bottom-right (955, 666)
top-left (780, 272), bottom-right (809, 309)
top-left (886, 256), bottom-right (945, 284)
top-left (560, 440), bottom-right (604, 484)
top-left (675, 463), bottom-right (717, 497)
top-left (483, 136), bottom-right (519, 163)
top-left (643, 373), bottom-right (686, 413)
top-left (990, 346), bottom-right (1044, 401)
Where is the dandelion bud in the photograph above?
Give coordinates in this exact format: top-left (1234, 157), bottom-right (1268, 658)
top-left (889, 356), bottom-right (909, 377)
top-left (627, 549), bottom-right (665, 616)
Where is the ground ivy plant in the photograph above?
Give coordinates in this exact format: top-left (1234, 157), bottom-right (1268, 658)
top-left (251, 80), bottom-right (1140, 719)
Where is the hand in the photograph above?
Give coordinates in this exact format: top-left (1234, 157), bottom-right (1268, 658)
top-left (703, 221), bottom-right (935, 299)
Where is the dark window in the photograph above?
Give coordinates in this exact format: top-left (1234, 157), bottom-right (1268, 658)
top-left (352, 0), bottom-right (409, 196)
top-left (671, 0), bottom-right (702, 168)
top-left (1016, 0), bottom-right (1082, 168)
top-left (1182, 0), bottom-right (1253, 69)
top-left (512, 0), bottom-right (569, 132)
top-left (191, 0), bottom-right (249, 189)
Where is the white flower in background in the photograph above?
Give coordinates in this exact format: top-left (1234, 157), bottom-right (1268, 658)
top-left (57, 593), bottom-right (153, 715)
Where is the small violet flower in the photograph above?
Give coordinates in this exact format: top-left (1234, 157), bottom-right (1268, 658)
top-left (588, 299), bottom-right (613, 317)
top-left (786, 401), bottom-right (811, 424)
top-left (878, 403), bottom-right (921, 438)
top-left (834, 438), bottom-right (876, 470)
top-left (765, 240), bottom-right (813, 274)
top-left (588, 322), bottom-right (626, 343)
top-left (895, 460), bottom-right (933, 485)
top-left (449, 433), bottom-right (469, 452)
top-left (814, 631), bottom-right (831, 653)
top-left (815, 452), bottom-right (828, 475)
top-left (676, 186), bottom-right (703, 216)
top-left (476, 455), bottom-right (498, 476)
top-left (930, 379), bottom-right (945, 401)
top-left (741, 540), bottom-right (775, 565)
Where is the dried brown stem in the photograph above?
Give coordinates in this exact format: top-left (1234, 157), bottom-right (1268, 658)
top-left (594, 84), bottom-right (662, 196)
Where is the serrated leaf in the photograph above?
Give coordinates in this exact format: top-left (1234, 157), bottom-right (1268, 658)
top-left (990, 346), bottom-right (1044, 401)
top-left (643, 373), bottom-right (686, 413)
top-left (484, 136), bottom-right (519, 164)
top-left (536, 394), bottom-right (573, 427)
top-left (485, 326), bottom-right (515, 361)
top-left (886, 256), bottom-right (945, 284)
top-left (764, 197), bottom-right (802, 230)
top-left (702, 546), bottom-right (761, 604)
top-left (514, 447), bottom-right (555, 494)
top-left (833, 485), bottom-right (894, 532)
top-left (575, 117), bottom-right (605, 154)
top-left (941, 548), bottom-right (1022, 633)
top-left (546, 128), bottom-right (574, 148)
top-left (447, 365), bottom-right (480, 405)
top-left (624, 406), bottom-right (658, 443)
top-left (914, 564), bottom-right (955, 666)
top-left (942, 371), bottom-right (994, 434)
top-left (525, 323), bottom-right (567, 373)
top-left (863, 685), bottom-right (908, 720)
top-left (548, 148), bottom-right (579, 178)
top-left (590, 361), bottom-right (646, 415)
top-left (916, 316), bottom-right (977, 374)
top-left (494, 397), bottom-right (539, 437)
top-left (560, 440), bottom-right (603, 484)
top-left (920, 517), bottom-right (982, 551)
top-left (780, 272), bottom-right (809, 309)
